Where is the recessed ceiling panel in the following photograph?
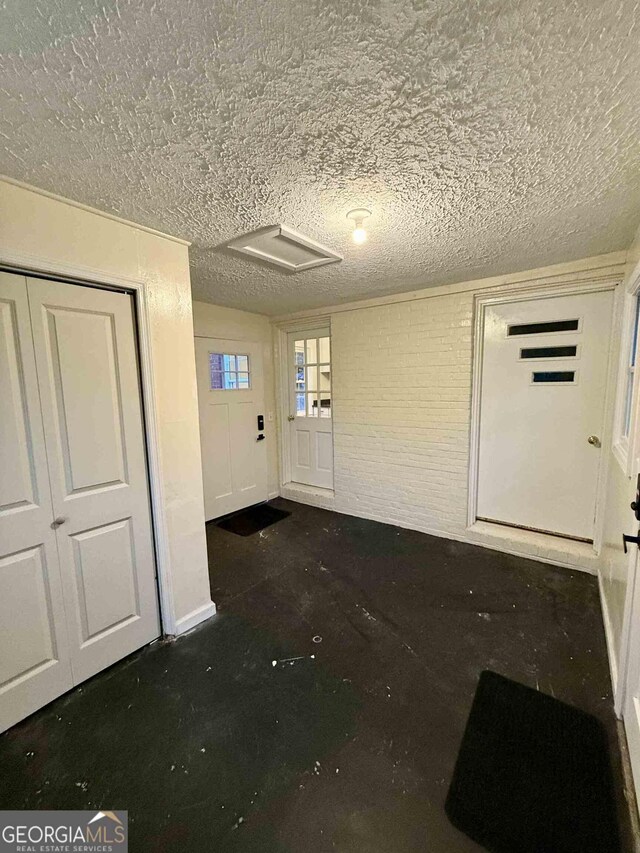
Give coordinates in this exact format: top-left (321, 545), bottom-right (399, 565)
top-left (226, 226), bottom-right (342, 272)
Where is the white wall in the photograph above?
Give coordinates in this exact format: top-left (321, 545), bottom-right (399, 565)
top-left (600, 222), bottom-right (640, 676)
top-left (0, 177), bottom-right (215, 635)
top-left (192, 301), bottom-right (279, 499)
top-left (276, 253), bottom-right (626, 572)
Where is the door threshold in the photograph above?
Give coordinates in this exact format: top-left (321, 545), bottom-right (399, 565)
top-left (288, 481), bottom-right (334, 495)
top-left (280, 481), bottom-right (335, 509)
top-left (476, 517), bottom-right (593, 544)
top-left (468, 519), bottom-right (599, 575)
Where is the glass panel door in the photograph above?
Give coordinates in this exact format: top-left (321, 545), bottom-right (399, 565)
top-left (288, 329), bottom-right (333, 489)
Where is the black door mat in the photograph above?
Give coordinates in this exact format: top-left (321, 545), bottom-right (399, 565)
top-left (215, 503), bottom-right (290, 537)
top-left (445, 670), bottom-right (620, 853)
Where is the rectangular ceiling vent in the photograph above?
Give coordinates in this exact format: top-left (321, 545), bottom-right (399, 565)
top-left (226, 225), bottom-right (342, 272)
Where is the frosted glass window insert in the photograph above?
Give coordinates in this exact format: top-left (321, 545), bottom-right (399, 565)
top-left (209, 352), bottom-right (251, 390)
top-left (294, 336), bottom-right (331, 418)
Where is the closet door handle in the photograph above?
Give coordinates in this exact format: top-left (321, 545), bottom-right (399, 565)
top-left (51, 516), bottom-right (67, 529)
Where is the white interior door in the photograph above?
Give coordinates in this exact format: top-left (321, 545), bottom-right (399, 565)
top-left (288, 329), bottom-right (333, 489)
top-left (477, 290), bottom-right (614, 540)
top-left (0, 273), bottom-right (73, 732)
top-left (27, 278), bottom-right (160, 685)
top-left (195, 337), bottom-right (268, 519)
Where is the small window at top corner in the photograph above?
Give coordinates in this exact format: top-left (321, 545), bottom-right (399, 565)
top-left (209, 352), bottom-right (251, 390)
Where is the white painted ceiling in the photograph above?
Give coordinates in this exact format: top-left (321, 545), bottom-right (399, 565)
top-left (1, 0), bottom-right (639, 315)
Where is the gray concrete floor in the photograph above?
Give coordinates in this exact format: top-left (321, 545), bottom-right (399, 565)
top-left (0, 498), bottom-right (631, 851)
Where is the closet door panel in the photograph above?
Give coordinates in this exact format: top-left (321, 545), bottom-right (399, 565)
top-left (0, 272), bottom-right (72, 733)
top-left (27, 278), bottom-right (160, 685)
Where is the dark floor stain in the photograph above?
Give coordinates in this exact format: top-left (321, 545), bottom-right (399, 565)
top-left (0, 498), bottom-right (632, 851)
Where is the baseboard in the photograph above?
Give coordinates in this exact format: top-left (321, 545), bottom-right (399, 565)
top-left (598, 571), bottom-right (620, 704)
top-left (268, 490), bottom-right (280, 500)
top-left (616, 719), bottom-right (640, 850)
top-left (174, 600), bottom-right (217, 636)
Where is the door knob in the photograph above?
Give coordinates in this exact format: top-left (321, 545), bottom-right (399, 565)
top-left (287, 415), bottom-right (295, 421)
top-left (587, 435), bottom-right (601, 447)
top-left (51, 516), bottom-right (67, 529)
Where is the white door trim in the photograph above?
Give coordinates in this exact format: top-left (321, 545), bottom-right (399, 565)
top-left (0, 250), bottom-right (177, 635)
top-left (273, 318), bottom-right (334, 492)
top-left (468, 277), bottom-right (621, 556)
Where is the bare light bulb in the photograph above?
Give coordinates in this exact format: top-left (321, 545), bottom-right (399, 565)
top-left (346, 208), bottom-right (372, 246)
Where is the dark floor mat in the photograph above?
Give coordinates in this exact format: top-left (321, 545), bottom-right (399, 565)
top-left (216, 503), bottom-right (290, 536)
top-left (445, 670), bottom-right (620, 853)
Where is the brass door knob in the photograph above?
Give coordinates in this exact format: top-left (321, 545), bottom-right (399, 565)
top-left (287, 415), bottom-right (295, 421)
top-left (587, 435), bottom-right (601, 447)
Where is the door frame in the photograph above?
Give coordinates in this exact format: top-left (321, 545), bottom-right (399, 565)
top-left (273, 316), bottom-right (333, 490)
top-left (0, 253), bottom-right (177, 635)
top-left (468, 277), bottom-right (621, 555)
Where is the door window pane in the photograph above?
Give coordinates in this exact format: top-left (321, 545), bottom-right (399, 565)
top-left (508, 319), bottom-right (579, 336)
top-left (296, 393), bottom-right (305, 415)
top-left (307, 366), bottom-right (318, 392)
top-left (296, 366), bottom-right (305, 391)
top-left (294, 340), bottom-right (305, 366)
top-left (520, 346), bottom-right (578, 359)
top-left (531, 371), bottom-right (575, 384)
top-left (209, 352), bottom-right (251, 390)
top-left (319, 336), bottom-right (330, 363)
top-left (319, 393), bottom-right (331, 417)
top-left (306, 338), bottom-right (317, 364)
top-left (307, 393), bottom-right (318, 417)
top-left (319, 365), bottom-right (331, 391)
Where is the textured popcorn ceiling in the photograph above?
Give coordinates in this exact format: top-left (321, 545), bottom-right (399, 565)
top-left (1, 0), bottom-right (640, 315)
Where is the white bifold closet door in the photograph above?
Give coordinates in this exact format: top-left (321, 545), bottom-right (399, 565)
top-left (0, 272), bottom-right (160, 733)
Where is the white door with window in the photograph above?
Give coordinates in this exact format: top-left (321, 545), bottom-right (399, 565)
top-left (0, 272), bottom-right (160, 732)
top-left (476, 290), bottom-right (614, 541)
top-left (195, 337), bottom-right (268, 519)
top-left (288, 329), bottom-right (333, 489)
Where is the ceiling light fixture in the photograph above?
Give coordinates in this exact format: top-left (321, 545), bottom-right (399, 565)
top-left (346, 208), bottom-right (371, 244)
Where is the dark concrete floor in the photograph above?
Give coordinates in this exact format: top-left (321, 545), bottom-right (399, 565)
top-left (0, 498), bottom-right (632, 851)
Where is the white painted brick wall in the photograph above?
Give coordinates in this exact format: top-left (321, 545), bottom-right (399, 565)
top-left (278, 260), bottom-right (624, 572)
top-left (331, 291), bottom-right (474, 538)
